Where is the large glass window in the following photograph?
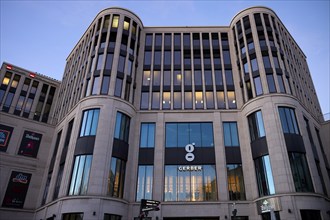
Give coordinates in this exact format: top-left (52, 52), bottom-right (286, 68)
top-left (136, 165), bottom-right (153, 201)
top-left (227, 164), bottom-right (246, 200)
top-left (278, 107), bottom-right (300, 134)
top-left (289, 153), bottom-right (314, 192)
top-left (184, 92), bottom-right (193, 109)
top-left (254, 76), bottom-right (263, 96)
top-left (62, 213), bottom-right (84, 220)
top-left (68, 155), bottom-right (92, 195)
top-left (254, 155), bottom-right (275, 196)
top-left (227, 91), bottom-right (236, 109)
top-left (79, 109), bottom-right (100, 137)
top-left (140, 92), bottom-right (149, 110)
top-left (114, 112), bottom-right (130, 143)
top-left (165, 123), bottom-right (214, 148)
top-left (108, 157), bottom-right (126, 198)
top-left (248, 110), bottom-right (266, 141)
top-left (266, 74), bottom-right (276, 93)
top-left (140, 123), bottom-right (155, 148)
top-left (151, 92), bottom-right (160, 110)
top-left (223, 122), bottom-right (239, 147)
top-left (164, 165), bottom-right (217, 201)
top-left (104, 214), bottom-right (122, 220)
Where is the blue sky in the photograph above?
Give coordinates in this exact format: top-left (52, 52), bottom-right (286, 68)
top-left (1, 1), bottom-right (329, 115)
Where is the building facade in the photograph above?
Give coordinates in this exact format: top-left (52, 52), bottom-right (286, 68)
top-left (0, 6), bottom-right (329, 220)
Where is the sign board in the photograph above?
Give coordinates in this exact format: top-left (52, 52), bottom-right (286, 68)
top-left (2, 171), bottom-right (32, 208)
top-left (256, 197), bottom-right (282, 214)
top-left (18, 130), bottom-right (42, 158)
top-left (0, 124), bottom-right (14, 152)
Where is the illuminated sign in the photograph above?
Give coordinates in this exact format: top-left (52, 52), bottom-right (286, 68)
top-left (256, 197), bottom-right (281, 214)
top-left (6, 65), bottom-right (12, 70)
top-left (178, 165), bottom-right (202, 172)
top-left (29, 73), bottom-right (36, 78)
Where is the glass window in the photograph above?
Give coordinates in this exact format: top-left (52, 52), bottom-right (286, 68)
top-left (254, 76), bottom-right (263, 96)
top-left (144, 51), bottom-right (152, 66)
top-left (194, 71), bottom-right (202, 86)
top-left (251, 58), bottom-right (259, 72)
top-left (165, 122), bottom-right (214, 148)
top-left (248, 110), bottom-right (266, 141)
top-left (174, 51), bottom-right (181, 66)
top-left (62, 213), bottom-right (84, 220)
top-left (96, 54), bottom-right (104, 70)
top-left (101, 76), bottom-right (110, 95)
top-left (162, 92), bottom-right (171, 109)
top-left (154, 51), bottom-right (161, 66)
top-left (206, 91), bottom-right (214, 109)
top-left (223, 50), bottom-right (231, 64)
top-left (23, 98), bottom-right (33, 114)
top-left (153, 71), bottom-right (161, 86)
top-left (277, 75), bottom-right (286, 93)
top-left (136, 165), bottom-right (153, 201)
top-left (163, 71), bottom-right (171, 86)
top-left (278, 107), bottom-right (300, 134)
top-left (53, 164), bottom-right (64, 200)
top-left (15, 95), bottom-right (25, 111)
top-left (227, 91), bottom-right (236, 109)
top-left (183, 34), bottom-right (190, 47)
top-left (123, 17), bottom-right (130, 31)
top-left (195, 91), bottom-right (204, 109)
top-left (68, 155), bottom-right (92, 195)
top-left (155, 34), bottom-right (162, 47)
top-left (266, 74), bottom-right (276, 93)
top-left (289, 153), bottom-right (314, 192)
top-left (91, 76), bottom-right (100, 95)
top-left (145, 34), bottom-right (152, 47)
top-left (142, 71), bottom-right (151, 86)
top-left (204, 70), bottom-right (213, 86)
top-left (164, 51), bottom-right (171, 66)
top-left (174, 34), bottom-right (181, 47)
top-left (114, 78), bottom-right (123, 97)
top-left (184, 92), bottom-right (193, 109)
top-left (140, 92), bottom-right (149, 110)
top-left (79, 109), bottom-right (100, 137)
top-left (225, 70), bottom-right (234, 86)
top-left (214, 70), bottom-right (223, 86)
top-left (223, 122), bottom-right (239, 147)
top-left (105, 53), bottom-right (113, 70)
top-left (246, 80), bottom-right (253, 100)
top-left (227, 164), bottom-right (246, 200)
top-left (164, 165), bottom-right (217, 201)
top-left (184, 71), bottom-right (192, 86)
top-left (89, 56), bottom-right (97, 73)
top-left (263, 56), bottom-right (271, 69)
top-left (173, 92), bottom-right (182, 109)
top-left (243, 62), bottom-right (249, 75)
top-left (112, 15), bottom-right (119, 28)
top-left (118, 56), bottom-right (125, 73)
top-left (300, 210), bottom-right (322, 220)
top-left (164, 34), bottom-right (171, 47)
top-left (254, 155), bottom-right (275, 196)
top-left (114, 112), bottom-right (130, 143)
top-left (108, 157), bottom-right (126, 198)
top-left (140, 123), bottom-right (155, 148)
top-left (273, 56), bottom-right (280, 68)
top-left (151, 92), bottom-right (160, 110)
top-left (216, 91), bottom-right (225, 109)
top-left (1, 72), bottom-right (12, 85)
top-left (173, 71), bottom-right (182, 86)
top-left (11, 75), bottom-right (20, 88)
top-left (127, 60), bottom-right (133, 76)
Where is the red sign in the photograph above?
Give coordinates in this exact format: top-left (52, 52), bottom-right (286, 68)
top-left (6, 65), bottom-right (12, 70)
top-left (29, 73), bottom-right (36, 78)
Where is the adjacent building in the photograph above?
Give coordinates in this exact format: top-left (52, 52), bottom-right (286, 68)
top-left (0, 6), bottom-right (329, 220)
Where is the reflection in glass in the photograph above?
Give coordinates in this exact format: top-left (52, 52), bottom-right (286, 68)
top-left (289, 153), bottom-right (314, 192)
top-left (163, 92), bottom-right (171, 109)
top-left (278, 107), bottom-right (299, 134)
top-left (227, 91), bottom-right (236, 109)
top-left (254, 155), bottom-right (275, 196)
top-left (136, 165), bottom-right (153, 201)
top-left (69, 155), bottom-right (92, 195)
top-left (223, 122), bottom-right (239, 147)
top-left (227, 164), bottom-right (246, 200)
top-left (140, 92), bottom-right (149, 110)
top-left (140, 123), bottom-right (155, 148)
top-left (152, 92), bottom-right (160, 110)
top-left (216, 91), bottom-right (225, 109)
top-left (266, 74), bottom-right (276, 93)
top-left (248, 110), bottom-right (266, 141)
top-left (174, 92), bottom-right (182, 109)
top-left (164, 165), bottom-right (217, 201)
top-left (108, 157), bottom-right (126, 198)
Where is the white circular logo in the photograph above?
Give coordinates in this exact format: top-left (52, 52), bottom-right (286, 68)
top-left (185, 143), bottom-right (195, 162)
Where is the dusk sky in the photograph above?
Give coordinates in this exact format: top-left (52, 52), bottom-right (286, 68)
top-left (1, 1), bottom-right (329, 115)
